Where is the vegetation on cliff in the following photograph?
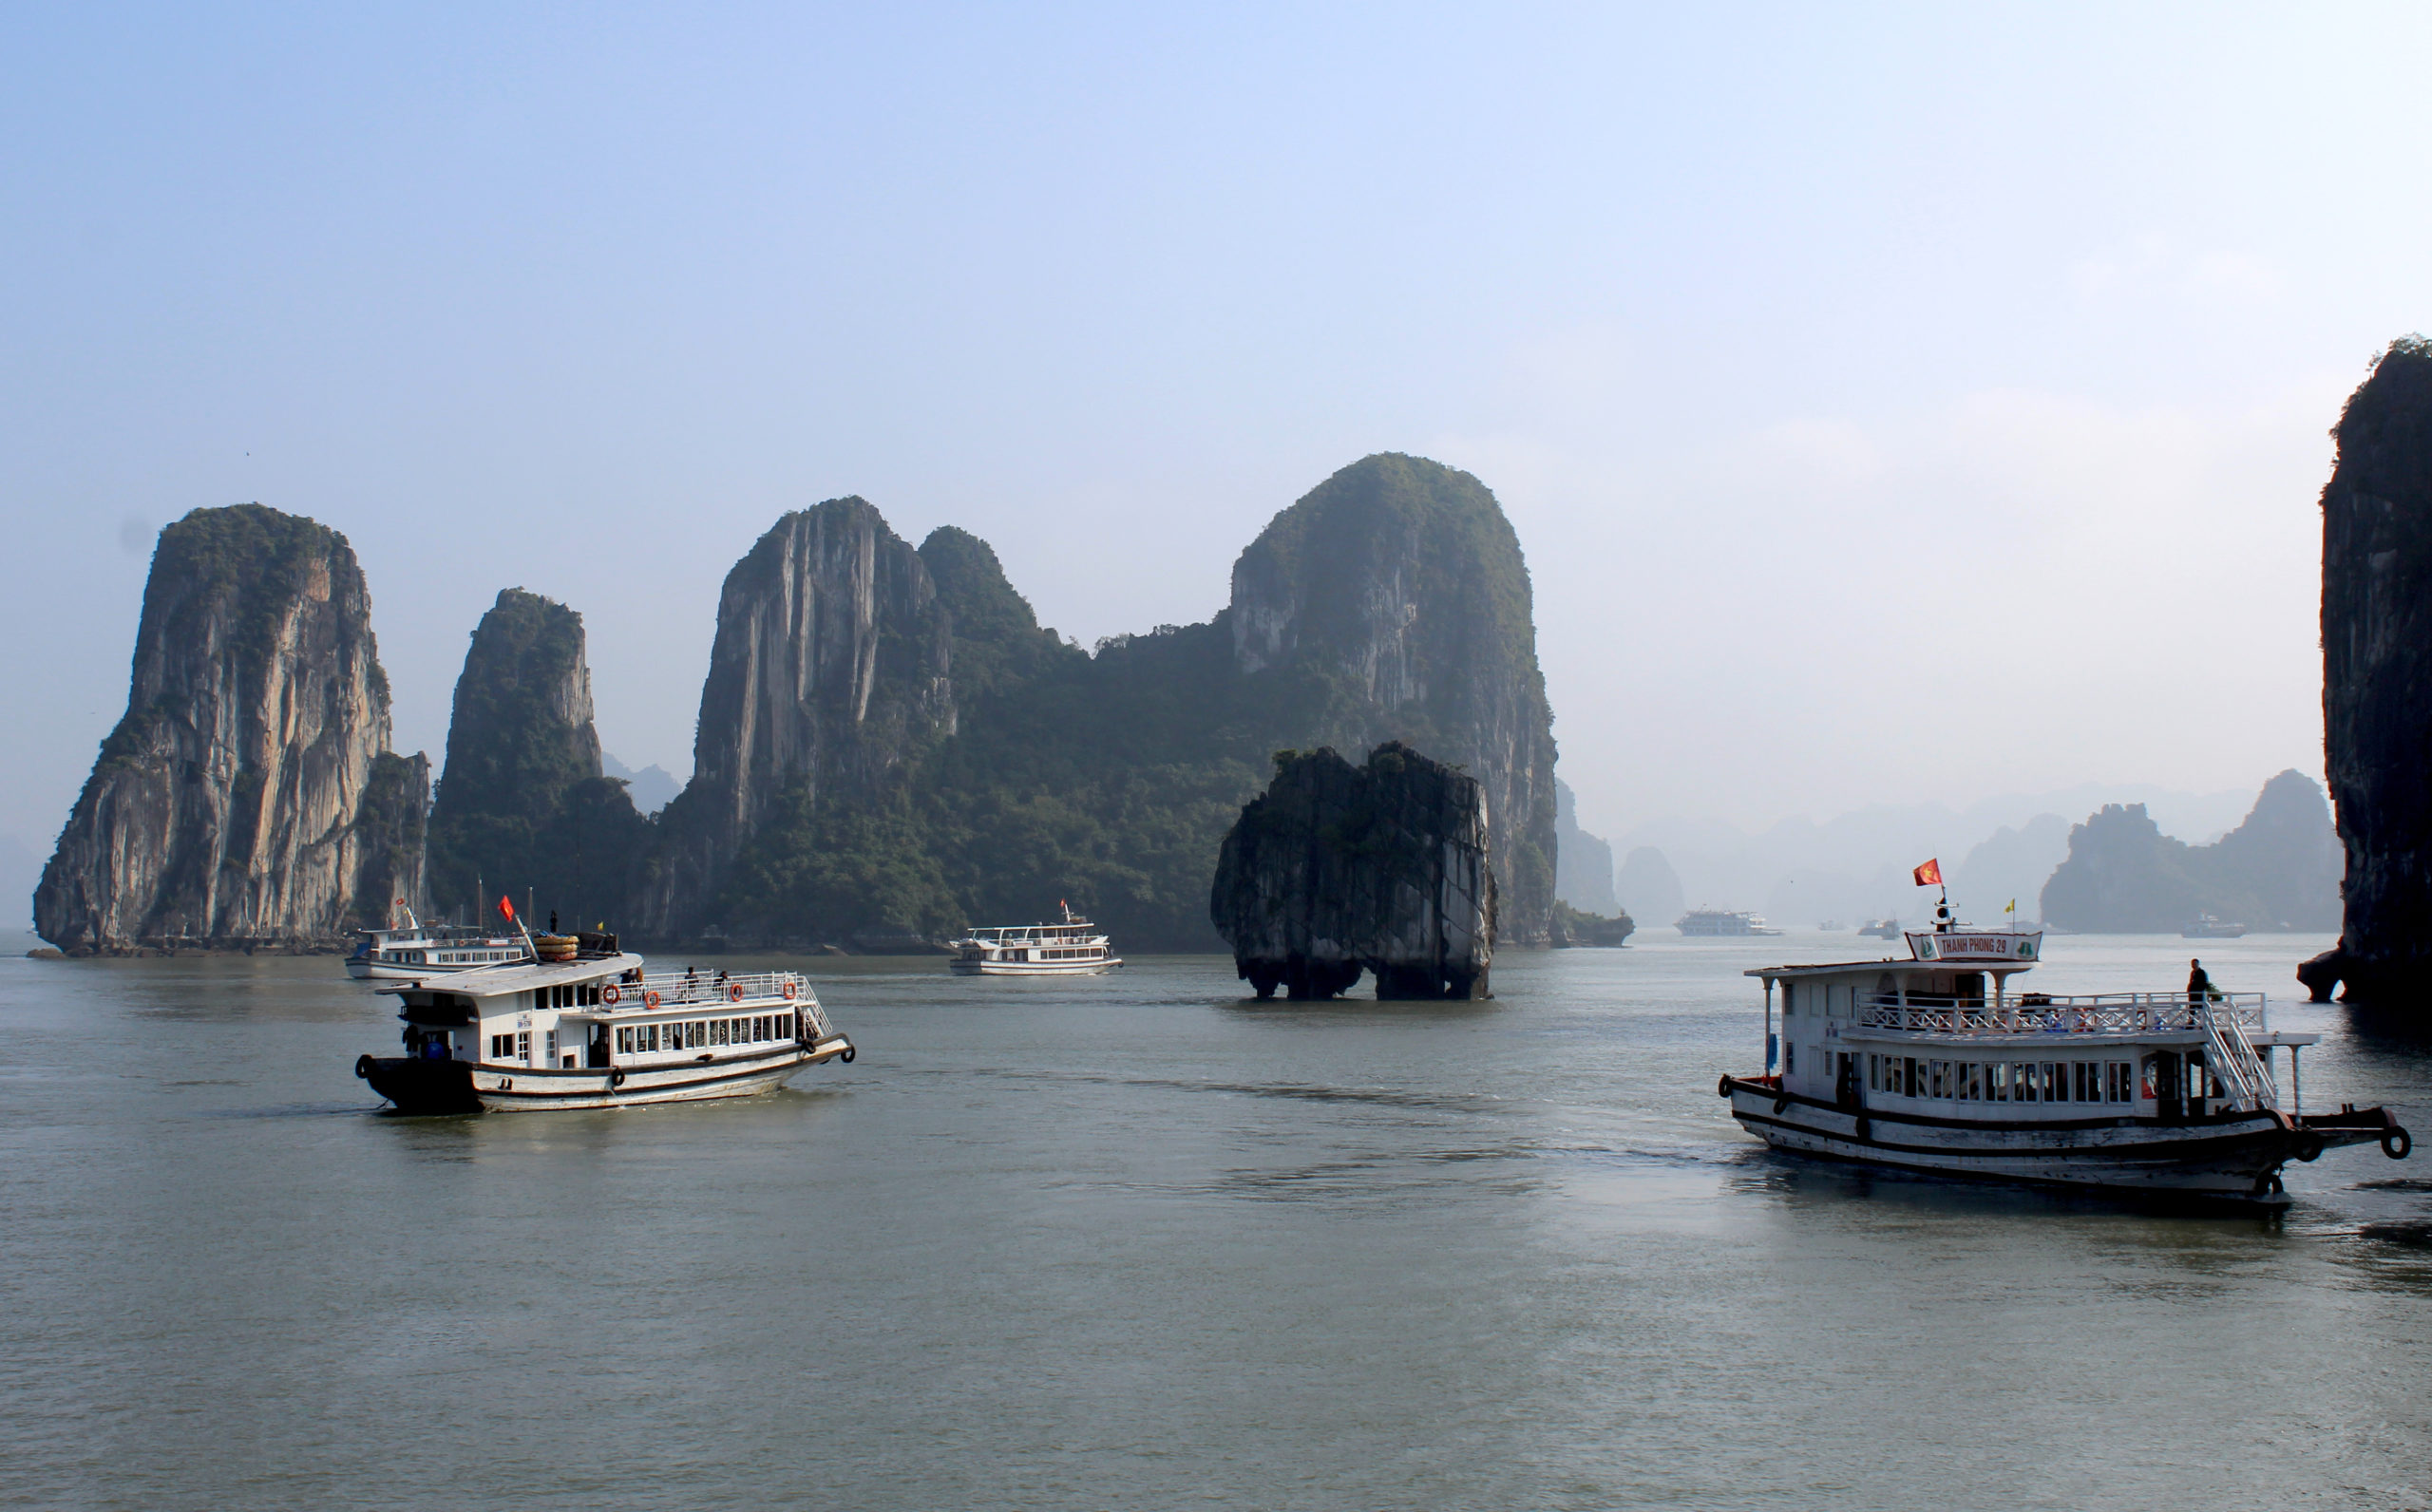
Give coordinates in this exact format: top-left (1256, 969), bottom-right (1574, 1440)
top-left (633, 456), bottom-right (1555, 953)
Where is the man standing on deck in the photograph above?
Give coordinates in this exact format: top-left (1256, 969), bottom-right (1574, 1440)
top-left (2187, 958), bottom-right (2213, 1005)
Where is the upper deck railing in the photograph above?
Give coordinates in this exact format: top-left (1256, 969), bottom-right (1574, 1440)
top-left (1854, 992), bottom-right (2268, 1036)
top-left (595, 969), bottom-right (838, 1040)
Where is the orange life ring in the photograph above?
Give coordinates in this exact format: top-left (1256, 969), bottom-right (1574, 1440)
top-left (782, 981), bottom-right (798, 1000)
top-left (602, 984), bottom-right (621, 1006)
top-left (643, 990), bottom-right (661, 1010)
top-left (727, 981), bottom-right (745, 1003)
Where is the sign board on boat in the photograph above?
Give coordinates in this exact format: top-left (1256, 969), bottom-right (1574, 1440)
top-left (1906, 929), bottom-right (2042, 964)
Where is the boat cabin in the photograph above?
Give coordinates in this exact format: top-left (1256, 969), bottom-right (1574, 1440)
top-left (389, 954), bottom-right (824, 1072)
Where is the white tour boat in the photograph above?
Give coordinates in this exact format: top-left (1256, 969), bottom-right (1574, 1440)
top-left (1679, 909), bottom-right (1781, 937)
top-left (949, 905), bottom-right (1122, 975)
top-left (1718, 922), bottom-right (2412, 1204)
top-left (353, 934), bottom-right (854, 1113)
top-left (346, 904), bottom-right (534, 982)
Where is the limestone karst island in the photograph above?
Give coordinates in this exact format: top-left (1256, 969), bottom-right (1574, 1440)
top-left (35, 454), bottom-right (1589, 994)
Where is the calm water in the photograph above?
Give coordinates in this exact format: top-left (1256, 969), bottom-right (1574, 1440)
top-left (3, 928), bottom-right (2429, 1511)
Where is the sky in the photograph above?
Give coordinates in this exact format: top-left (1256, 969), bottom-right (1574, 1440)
top-left (4, 2), bottom-right (2428, 858)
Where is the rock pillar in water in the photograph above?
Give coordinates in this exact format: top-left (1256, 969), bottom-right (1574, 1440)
top-left (1209, 742), bottom-right (1495, 1000)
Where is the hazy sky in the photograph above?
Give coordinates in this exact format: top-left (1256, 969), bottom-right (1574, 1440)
top-left (5, 4), bottom-right (2427, 852)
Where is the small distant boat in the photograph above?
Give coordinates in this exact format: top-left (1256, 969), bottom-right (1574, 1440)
top-left (1678, 909), bottom-right (1782, 937)
top-left (1817, 920), bottom-right (1849, 932)
top-left (2183, 915), bottom-right (2250, 939)
top-left (346, 904), bottom-right (533, 982)
top-left (1858, 918), bottom-right (1902, 940)
top-left (949, 903), bottom-right (1123, 975)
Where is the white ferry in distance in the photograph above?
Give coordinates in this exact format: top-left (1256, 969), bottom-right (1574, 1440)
top-left (353, 930), bottom-right (855, 1113)
top-left (1717, 915), bottom-right (2412, 1204)
top-left (949, 903), bottom-right (1122, 975)
top-left (1678, 909), bottom-right (1781, 937)
top-left (345, 903), bottom-right (533, 982)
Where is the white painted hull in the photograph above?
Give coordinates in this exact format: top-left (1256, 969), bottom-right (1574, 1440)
top-left (363, 1037), bottom-right (854, 1113)
top-left (948, 958), bottom-right (1121, 976)
top-left (1722, 1079), bottom-right (2309, 1204)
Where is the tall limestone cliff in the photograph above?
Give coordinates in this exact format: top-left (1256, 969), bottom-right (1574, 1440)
top-left (426, 589), bottom-right (645, 928)
top-left (636, 499), bottom-right (954, 937)
top-left (35, 505), bottom-right (427, 954)
top-left (1227, 455), bottom-right (1559, 943)
top-left (2319, 337), bottom-right (2432, 1002)
top-left (632, 458), bottom-right (1564, 952)
top-left (1210, 743), bottom-right (1496, 999)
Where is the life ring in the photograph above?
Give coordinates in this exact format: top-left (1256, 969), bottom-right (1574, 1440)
top-left (840, 1045), bottom-right (856, 1064)
top-left (2384, 1126), bottom-right (2413, 1161)
top-left (602, 984), bottom-right (621, 1006)
top-left (782, 981), bottom-right (798, 1001)
top-left (354, 1053), bottom-right (375, 1080)
top-left (2292, 1132), bottom-right (2325, 1162)
top-left (643, 990), bottom-right (661, 1010)
top-left (1716, 1074), bottom-right (1733, 1099)
top-left (610, 1069), bottom-right (627, 1089)
top-left (728, 982), bottom-right (745, 1003)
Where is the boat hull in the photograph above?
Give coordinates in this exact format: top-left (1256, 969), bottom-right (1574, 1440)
top-left (360, 1037), bottom-right (855, 1114)
top-left (1719, 1078), bottom-right (2358, 1205)
top-left (947, 958), bottom-right (1121, 976)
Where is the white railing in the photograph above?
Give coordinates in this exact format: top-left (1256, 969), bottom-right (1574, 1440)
top-left (601, 970), bottom-right (838, 1041)
top-left (1855, 992), bottom-right (2266, 1036)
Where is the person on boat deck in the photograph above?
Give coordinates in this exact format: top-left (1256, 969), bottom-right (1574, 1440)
top-left (683, 965), bottom-right (699, 1003)
top-left (2187, 958), bottom-right (2213, 1005)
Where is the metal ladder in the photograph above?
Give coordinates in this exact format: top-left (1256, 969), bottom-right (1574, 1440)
top-left (2198, 1002), bottom-right (2276, 1113)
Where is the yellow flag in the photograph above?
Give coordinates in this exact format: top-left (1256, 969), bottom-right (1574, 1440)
top-left (2004, 898), bottom-right (2016, 915)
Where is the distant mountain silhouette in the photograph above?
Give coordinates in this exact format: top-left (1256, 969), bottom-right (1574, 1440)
top-left (2039, 770), bottom-right (2340, 932)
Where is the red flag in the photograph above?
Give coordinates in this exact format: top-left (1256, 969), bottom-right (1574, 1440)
top-left (498, 894), bottom-right (517, 922)
top-left (1912, 859), bottom-right (1943, 887)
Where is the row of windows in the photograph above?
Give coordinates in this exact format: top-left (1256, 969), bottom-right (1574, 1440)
top-left (540, 983), bottom-right (606, 1009)
top-left (489, 1030), bottom-right (531, 1060)
top-left (616, 1014), bottom-right (796, 1055)
top-left (1869, 1053), bottom-right (2137, 1104)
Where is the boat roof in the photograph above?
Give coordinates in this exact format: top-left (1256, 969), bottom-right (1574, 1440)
top-left (1744, 957), bottom-right (2037, 981)
top-left (379, 952), bottom-right (647, 999)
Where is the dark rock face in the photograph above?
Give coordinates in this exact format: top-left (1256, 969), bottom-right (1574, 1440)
top-left (427, 589), bottom-right (644, 927)
top-left (2037, 772), bottom-right (2342, 934)
top-left (2321, 338), bottom-right (2432, 1003)
top-left (35, 505), bottom-right (425, 954)
top-left (1209, 743), bottom-right (1496, 1000)
top-left (636, 499), bottom-right (954, 937)
top-left (1228, 455), bottom-right (1558, 944)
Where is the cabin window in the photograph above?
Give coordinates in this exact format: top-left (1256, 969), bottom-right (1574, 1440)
top-left (1927, 1060), bottom-right (1948, 1098)
top-left (617, 1027), bottom-right (633, 1054)
top-left (516, 1030), bottom-right (531, 1062)
top-left (489, 1033), bottom-right (512, 1059)
top-left (1784, 1042), bottom-right (1796, 1074)
top-left (2105, 1062), bottom-right (2131, 1103)
top-left (1955, 1063), bottom-right (1977, 1101)
top-left (545, 1030), bottom-right (559, 1062)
